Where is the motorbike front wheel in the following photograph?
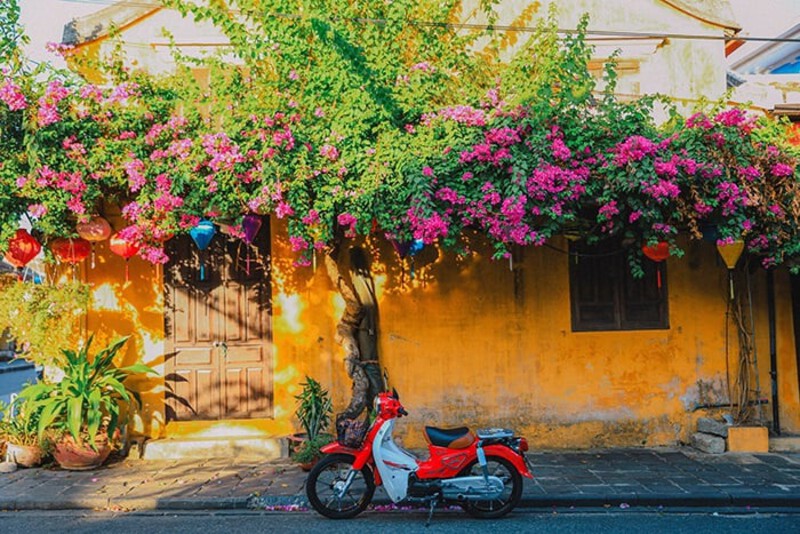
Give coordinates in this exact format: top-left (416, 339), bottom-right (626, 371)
top-left (459, 455), bottom-right (523, 519)
top-left (306, 453), bottom-right (375, 519)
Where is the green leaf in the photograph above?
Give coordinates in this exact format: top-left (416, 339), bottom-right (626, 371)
top-left (86, 388), bottom-right (102, 442)
top-left (37, 400), bottom-right (63, 440)
top-left (118, 363), bottom-right (156, 376)
top-left (67, 397), bottom-right (83, 441)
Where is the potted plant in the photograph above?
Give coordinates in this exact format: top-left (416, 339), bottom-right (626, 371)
top-left (0, 396), bottom-right (47, 468)
top-left (290, 376), bottom-right (332, 470)
top-left (20, 335), bottom-right (155, 470)
top-left (293, 433), bottom-right (333, 470)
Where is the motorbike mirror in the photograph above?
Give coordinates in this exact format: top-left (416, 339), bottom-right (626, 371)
top-left (382, 368), bottom-right (389, 392)
top-left (392, 387), bottom-right (399, 400)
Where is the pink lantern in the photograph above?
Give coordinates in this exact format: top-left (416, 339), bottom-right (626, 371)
top-left (76, 216), bottom-right (112, 268)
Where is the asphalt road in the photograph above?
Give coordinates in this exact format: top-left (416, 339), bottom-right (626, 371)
top-left (0, 509), bottom-right (798, 534)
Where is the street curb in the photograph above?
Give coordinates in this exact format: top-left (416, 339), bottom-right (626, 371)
top-left (3, 493), bottom-right (799, 512)
top-left (245, 493), bottom-right (800, 511)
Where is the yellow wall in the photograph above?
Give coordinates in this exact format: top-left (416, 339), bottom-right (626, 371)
top-left (298, 233), bottom-right (800, 449)
top-left (82, 215), bottom-right (800, 448)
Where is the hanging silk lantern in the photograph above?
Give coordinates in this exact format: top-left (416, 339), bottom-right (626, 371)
top-left (408, 239), bottom-right (425, 280)
top-left (389, 238), bottom-right (412, 259)
top-left (717, 240), bottom-right (744, 300)
top-left (4, 229), bottom-right (41, 280)
top-left (242, 214), bottom-right (262, 244)
top-left (109, 232), bottom-right (140, 283)
top-left (241, 214), bottom-right (262, 275)
top-left (189, 219), bottom-right (216, 281)
top-left (50, 237), bottom-right (91, 264)
top-left (76, 216), bottom-right (112, 268)
top-left (642, 241), bottom-right (670, 289)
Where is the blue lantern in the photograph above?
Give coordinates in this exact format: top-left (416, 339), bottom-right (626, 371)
top-left (409, 239), bottom-right (424, 256)
top-left (190, 219), bottom-right (216, 280)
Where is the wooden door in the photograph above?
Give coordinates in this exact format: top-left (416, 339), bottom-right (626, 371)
top-left (164, 222), bottom-right (273, 421)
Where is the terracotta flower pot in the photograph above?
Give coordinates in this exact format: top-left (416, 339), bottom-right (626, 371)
top-left (287, 432), bottom-right (308, 458)
top-left (299, 457), bottom-right (320, 472)
top-left (53, 434), bottom-right (112, 471)
top-left (5, 442), bottom-right (44, 468)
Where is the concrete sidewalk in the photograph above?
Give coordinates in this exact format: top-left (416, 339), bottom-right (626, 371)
top-left (1, 448), bottom-right (799, 512)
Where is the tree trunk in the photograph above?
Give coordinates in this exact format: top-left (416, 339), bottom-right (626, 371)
top-left (324, 246), bottom-right (379, 424)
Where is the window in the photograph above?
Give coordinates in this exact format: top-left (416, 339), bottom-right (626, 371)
top-left (569, 240), bottom-right (669, 331)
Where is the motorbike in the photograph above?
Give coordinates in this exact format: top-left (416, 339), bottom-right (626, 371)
top-left (306, 388), bottom-right (533, 521)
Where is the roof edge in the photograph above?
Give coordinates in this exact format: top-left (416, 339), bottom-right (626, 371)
top-left (62, 0), bottom-right (162, 47)
top-left (659, 0), bottom-right (741, 33)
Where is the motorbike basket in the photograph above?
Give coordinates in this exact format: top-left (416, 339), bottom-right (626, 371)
top-left (336, 417), bottom-right (369, 449)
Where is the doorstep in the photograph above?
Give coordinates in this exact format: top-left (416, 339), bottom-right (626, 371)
top-left (140, 436), bottom-right (286, 461)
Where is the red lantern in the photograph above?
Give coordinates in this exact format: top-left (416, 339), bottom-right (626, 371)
top-left (642, 241), bottom-right (670, 262)
top-left (76, 216), bottom-right (112, 268)
top-left (642, 241), bottom-right (670, 289)
top-left (50, 238), bottom-right (91, 264)
top-left (109, 232), bottom-right (140, 283)
top-left (4, 229), bottom-right (41, 280)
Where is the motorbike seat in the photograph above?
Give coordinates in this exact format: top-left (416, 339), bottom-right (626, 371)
top-left (423, 426), bottom-right (475, 449)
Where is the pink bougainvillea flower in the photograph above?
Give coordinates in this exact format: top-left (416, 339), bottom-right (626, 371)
top-left (0, 78), bottom-right (27, 110)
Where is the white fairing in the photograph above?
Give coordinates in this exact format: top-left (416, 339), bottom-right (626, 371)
top-left (372, 419), bottom-right (418, 502)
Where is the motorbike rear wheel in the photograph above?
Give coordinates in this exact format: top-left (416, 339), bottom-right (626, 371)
top-left (306, 453), bottom-right (375, 519)
top-left (459, 455), bottom-right (523, 519)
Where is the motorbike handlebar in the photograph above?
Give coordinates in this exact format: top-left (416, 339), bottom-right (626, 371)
top-left (398, 407), bottom-right (409, 417)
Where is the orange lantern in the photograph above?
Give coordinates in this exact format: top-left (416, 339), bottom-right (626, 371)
top-left (4, 229), bottom-right (41, 280)
top-left (642, 241), bottom-right (670, 289)
top-left (76, 216), bottom-right (112, 268)
top-left (109, 232), bottom-right (140, 282)
top-left (50, 237), bottom-right (91, 264)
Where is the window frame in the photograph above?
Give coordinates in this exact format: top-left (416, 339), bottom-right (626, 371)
top-left (568, 241), bottom-right (670, 332)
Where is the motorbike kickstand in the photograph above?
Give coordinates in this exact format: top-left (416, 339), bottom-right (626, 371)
top-left (424, 496), bottom-right (439, 527)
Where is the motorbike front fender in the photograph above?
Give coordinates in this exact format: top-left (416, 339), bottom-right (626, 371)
top-left (319, 442), bottom-right (378, 481)
top-left (483, 444), bottom-right (534, 479)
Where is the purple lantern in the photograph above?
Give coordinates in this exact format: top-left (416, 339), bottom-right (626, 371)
top-left (242, 214), bottom-right (262, 274)
top-left (242, 214), bottom-right (262, 244)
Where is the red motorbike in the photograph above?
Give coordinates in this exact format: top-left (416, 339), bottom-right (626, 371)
top-left (306, 389), bottom-right (533, 520)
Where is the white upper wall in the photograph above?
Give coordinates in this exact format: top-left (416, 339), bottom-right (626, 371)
top-left (463, 0), bottom-right (735, 104)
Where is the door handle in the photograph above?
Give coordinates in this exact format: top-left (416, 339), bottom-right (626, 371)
top-left (212, 341), bottom-right (228, 357)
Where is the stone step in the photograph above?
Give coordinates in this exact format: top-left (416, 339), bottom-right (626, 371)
top-left (769, 436), bottom-right (800, 452)
top-left (691, 432), bottom-right (725, 454)
top-left (697, 417), bottom-right (729, 438)
top-left (141, 436), bottom-right (286, 461)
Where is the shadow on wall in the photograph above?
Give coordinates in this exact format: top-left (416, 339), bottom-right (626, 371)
top-left (88, 242), bottom-right (167, 439)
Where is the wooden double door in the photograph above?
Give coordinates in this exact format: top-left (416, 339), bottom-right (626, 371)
top-left (164, 224), bottom-right (273, 421)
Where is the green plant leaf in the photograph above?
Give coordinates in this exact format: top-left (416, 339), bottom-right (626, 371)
top-left (86, 388), bottom-right (102, 443)
top-left (37, 400), bottom-right (63, 440)
top-left (67, 397), bottom-right (83, 442)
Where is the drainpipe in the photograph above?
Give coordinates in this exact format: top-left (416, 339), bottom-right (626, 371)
top-left (767, 270), bottom-right (781, 435)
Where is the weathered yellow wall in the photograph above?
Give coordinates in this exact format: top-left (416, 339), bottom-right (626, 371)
top-left (300, 234), bottom-right (800, 449)
top-left (83, 215), bottom-right (800, 449)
